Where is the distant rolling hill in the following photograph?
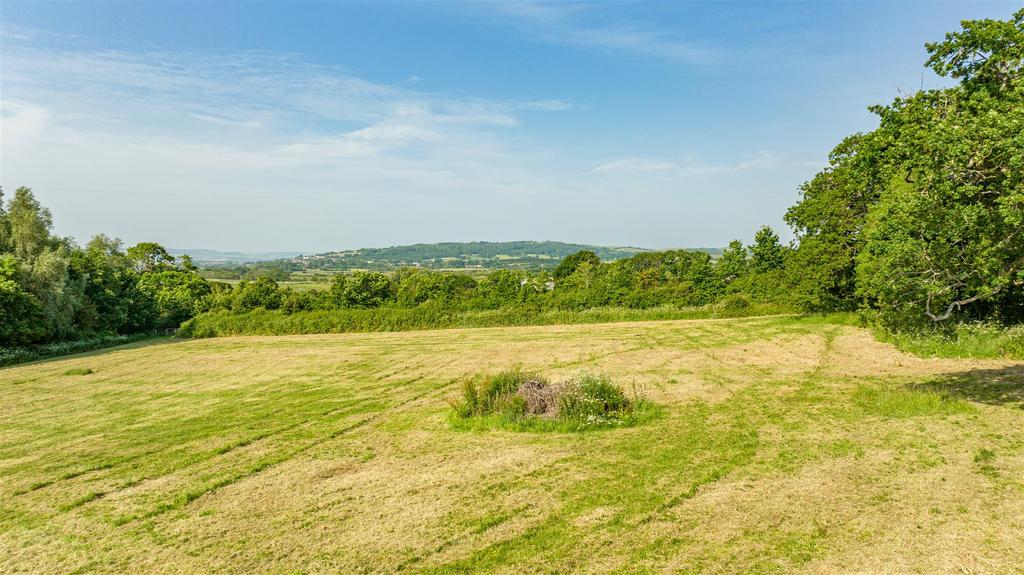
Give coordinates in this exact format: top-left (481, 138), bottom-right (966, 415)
top-left (168, 248), bottom-right (303, 265)
top-left (289, 241), bottom-right (650, 271)
top-left (195, 241), bottom-right (724, 272)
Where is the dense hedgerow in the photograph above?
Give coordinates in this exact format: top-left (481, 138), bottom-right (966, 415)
top-left (177, 302), bottom-right (790, 338)
top-left (449, 369), bottom-right (658, 432)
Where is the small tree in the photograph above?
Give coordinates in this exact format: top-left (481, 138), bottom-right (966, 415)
top-left (0, 254), bottom-right (46, 346)
top-left (139, 269), bottom-right (214, 326)
top-left (480, 269), bottom-right (525, 306)
top-left (749, 226), bottom-right (785, 274)
top-left (329, 271), bottom-right (392, 308)
top-left (230, 277), bottom-right (281, 313)
top-left (553, 250), bottom-right (601, 279)
top-left (127, 242), bottom-right (175, 273)
top-left (6, 187), bottom-right (53, 261)
top-left (716, 240), bottom-right (749, 285)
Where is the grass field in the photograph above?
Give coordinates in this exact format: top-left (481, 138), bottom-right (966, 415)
top-left (2, 316), bottom-right (1023, 573)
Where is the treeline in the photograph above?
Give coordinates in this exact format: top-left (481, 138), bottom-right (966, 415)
top-left (0, 187), bottom-right (215, 348)
top-left (0, 186), bottom-right (780, 349)
top-left (785, 9), bottom-right (1023, 330)
top-left (183, 227), bottom-right (789, 319)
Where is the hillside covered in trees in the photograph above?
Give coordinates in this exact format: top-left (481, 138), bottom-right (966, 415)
top-left (293, 241), bottom-right (654, 269)
top-left (198, 241), bottom-right (668, 279)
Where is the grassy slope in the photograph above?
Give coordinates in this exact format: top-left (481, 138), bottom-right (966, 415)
top-left (1, 317), bottom-right (1022, 573)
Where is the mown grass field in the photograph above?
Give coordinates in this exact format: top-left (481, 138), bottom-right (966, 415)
top-left (2, 316), bottom-right (1023, 573)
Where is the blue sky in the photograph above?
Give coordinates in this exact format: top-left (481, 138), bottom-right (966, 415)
top-left (1, 1), bottom-right (1020, 252)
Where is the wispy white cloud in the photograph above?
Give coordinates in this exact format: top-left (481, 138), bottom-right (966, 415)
top-left (492, 1), bottom-right (716, 64)
top-left (274, 119), bottom-right (444, 162)
top-left (0, 31), bottom-right (576, 172)
top-left (187, 112), bottom-right (262, 128)
top-left (589, 151), bottom-right (782, 177)
top-left (0, 32), bottom-right (573, 135)
top-left (0, 32), bottom-right (581, 248)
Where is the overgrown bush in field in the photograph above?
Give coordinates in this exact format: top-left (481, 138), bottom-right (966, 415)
top-left (450, 369), bottom-right (656, 431)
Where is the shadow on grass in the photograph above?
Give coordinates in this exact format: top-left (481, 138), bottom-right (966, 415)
top-left (0, 336), bottom-right (179, 371)
top-left (916, 366), bottom-right (1024, 408)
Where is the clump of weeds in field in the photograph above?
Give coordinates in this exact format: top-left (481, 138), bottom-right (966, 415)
top-left (450, 368), bottom-right (657, 432)
top-left (62, 367), bottom-right (94, 376)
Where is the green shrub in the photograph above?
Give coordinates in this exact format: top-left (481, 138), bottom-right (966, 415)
top-left (714, 293), bottom-right (752, 317)
top-left (450, 369), bottom-right (656, 432)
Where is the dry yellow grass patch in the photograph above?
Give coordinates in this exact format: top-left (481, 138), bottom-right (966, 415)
top-left (1, 316), bottom-right (1022, 573)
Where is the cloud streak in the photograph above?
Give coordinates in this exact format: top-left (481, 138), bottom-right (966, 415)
top-left (589, 151), bottom-right (782, 178)
top-left (187, 112), bottom-right (262, 128)
top-left (493, 1), bottom-right (716, 64)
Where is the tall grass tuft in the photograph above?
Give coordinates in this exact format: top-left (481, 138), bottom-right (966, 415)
top-left (452, 368), bottom-right (540, 419)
